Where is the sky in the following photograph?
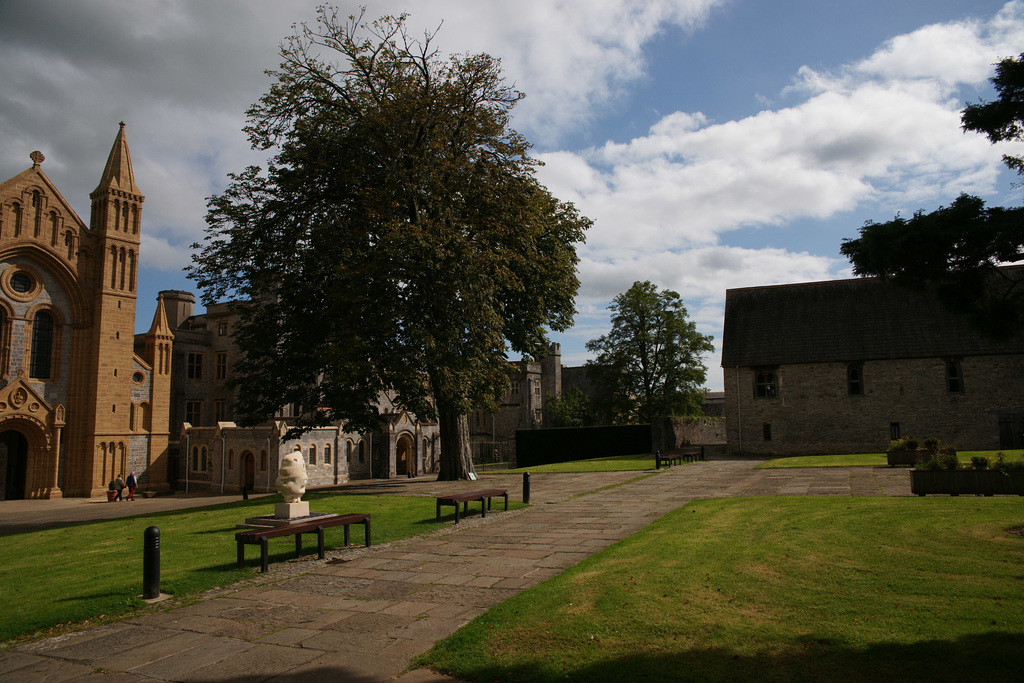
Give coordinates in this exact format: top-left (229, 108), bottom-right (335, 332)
top-left (2, 0), bottom-right (1023, 392)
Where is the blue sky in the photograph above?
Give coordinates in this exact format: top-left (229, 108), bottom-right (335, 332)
top-left (2, 0), bottom-right (1022, 392)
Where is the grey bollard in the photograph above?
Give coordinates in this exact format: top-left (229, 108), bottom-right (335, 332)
top-left (523, 471), bottom-right (531, 505)
top-left (143, 526), bottom-right (160, 599)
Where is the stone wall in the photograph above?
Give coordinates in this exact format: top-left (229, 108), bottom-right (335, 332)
top-left (724, 354), bottom-right (1024, 456)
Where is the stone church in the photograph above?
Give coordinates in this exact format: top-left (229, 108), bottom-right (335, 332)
top-left (0, 124), bottom-right (172, 499)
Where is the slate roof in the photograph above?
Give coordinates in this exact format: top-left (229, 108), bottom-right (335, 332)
top-left (721, 272), bottom-right (1024, 367)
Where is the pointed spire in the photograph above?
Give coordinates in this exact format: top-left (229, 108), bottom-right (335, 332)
top-left (147, 293), bottom-right (173, 338)
top-left (93, 122), bottom-right (142, 197)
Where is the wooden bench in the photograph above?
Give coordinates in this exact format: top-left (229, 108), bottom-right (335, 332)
top-left (235, 513), bottom-right (371, 573)
top-left (435, 489), bottom-right (509, 523)
top-left (657, 453), bottom-right (684, 467)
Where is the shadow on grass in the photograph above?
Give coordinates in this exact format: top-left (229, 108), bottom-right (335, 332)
top-left (432, 631), bottom-right (1024, 682)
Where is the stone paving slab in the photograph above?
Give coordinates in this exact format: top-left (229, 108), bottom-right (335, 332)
top-left (0, 460), bottom-right (914, 681)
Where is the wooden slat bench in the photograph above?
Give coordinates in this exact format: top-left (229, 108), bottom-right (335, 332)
top-left (435, 489), bottom-right (509, 523)
top-left (235, 512), bottom-right (371, 573)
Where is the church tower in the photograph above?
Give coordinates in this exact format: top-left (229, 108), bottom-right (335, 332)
top-left (143, 293), bottom-right (174, 490)
top-left (78, 123), bottom-right (145, 495)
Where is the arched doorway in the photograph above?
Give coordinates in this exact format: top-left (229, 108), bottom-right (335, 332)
top-left (1, 430), bottom-right (29, 500)
top-left (242, 451), bottom-right (255, 491)
top-left (396, 434), bottom-right (414, 477)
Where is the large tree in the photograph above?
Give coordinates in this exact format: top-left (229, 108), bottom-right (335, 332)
top-left (585, 281), bottom-right (714, 424)
top-left (840, 53), bottom-right (1024, 338)
top-left (188, 9), bottom-right (590, 480)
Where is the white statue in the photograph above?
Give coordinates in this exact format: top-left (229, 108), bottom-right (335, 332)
top-left (275, 445), bottom-right (308, 503)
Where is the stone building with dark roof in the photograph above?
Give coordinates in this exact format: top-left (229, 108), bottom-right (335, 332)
top-left (721, 273), bottom-right (1024, 456)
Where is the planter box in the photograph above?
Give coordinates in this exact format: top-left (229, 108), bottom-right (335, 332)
top-left (910, 469), bottom-right (1024, 496)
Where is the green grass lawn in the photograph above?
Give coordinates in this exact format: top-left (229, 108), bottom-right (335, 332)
top-left (0, 490), bottom-right (522, 643)
top-left (418, 496), bottom-right (1024, 682)
top-left (494, 453), bottom-right (659, 473)
top-left (758, 449), bottom-right (1024, 469)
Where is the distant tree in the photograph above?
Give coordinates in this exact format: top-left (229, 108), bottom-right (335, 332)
top-left (585, 281), bottom-right (714, 424)
top-left (840, 53), bottom-right (1024, 339)
top-left (188, 9), bottom-right (590, 480)
top-left (547, 386), bottom-right (593, 428)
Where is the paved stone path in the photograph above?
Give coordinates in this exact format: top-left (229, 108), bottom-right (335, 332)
top-left (0, 460), bottom-right (912, 681)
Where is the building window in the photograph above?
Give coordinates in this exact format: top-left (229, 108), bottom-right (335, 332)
top-left (192, 446), bottom-right (199, 471)
top-left (214, 399), bottom-right (227, 423)
top-left (260, 450), bottom-right (268, 471)
top-left (945, 360), bottom-right (963, 394)
top-left (308, 445), bottom-right (317, 466)
top-left (215, 352), bottom-right (228, 380)
top-left (347, 441), bottom-right (353, 463)
top-left (847, 364), bottom-right (863, 395)
top-left (201, 447), bottom-right (208, 472)
top-left (890, 422), bottom-right (901, 440)
top-left (754, 369), bottom-right (777, 398)
top-left (511, 381), bottom-right (521, 397)
top-left (187, 352), bottom-right (204, 379)
top-left (324, 445), bottom-right (331, 464)
top-left (359, 441), bottom-right (366, 463)
top-left (218, 322), bottom-right (228, 336)
top-left (29, 310), bottom-right (55, 379)
top-left (185, 400), bottom-right (202, 426)
top-left (228, 449), bottom-right (235, 470)
top-left (763, 423), bottom-right (773, 441)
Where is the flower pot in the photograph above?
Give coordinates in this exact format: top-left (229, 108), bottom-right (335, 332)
top-left (106, 490), bottom-right (117, 502)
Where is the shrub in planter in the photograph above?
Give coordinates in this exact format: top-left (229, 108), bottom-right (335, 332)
top-left (970, 456), bottom-right (990, 470)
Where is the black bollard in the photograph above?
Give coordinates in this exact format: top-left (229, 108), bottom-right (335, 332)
top-left (522, 471), bottom-right (531, 505)
top-left (143, 526), bottom-right (160, 600)
top-left (656, 450), bottom-right (661, 470)
top-left (242, 485), bottom-right (248, 501)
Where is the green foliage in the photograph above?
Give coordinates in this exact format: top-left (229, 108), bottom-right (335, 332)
top-left (188, 9), bottom-right (590, 478)
top-left (545, 386), bottom-right (594, 428)
top-left (992, 452), bottom-right (1024, 472)
top-left (962, 52), bottom-right (1024, 175)
top-left (970, 455), bottom-right (990, 470)
top-left (418, 497), bottom-right (1024, 682)
top-left (585, 281), bottom-right (714, 424)
top-left (935, 450), bottom-right (960, 470)
top-left (889, 437), bottom-right (919, 451)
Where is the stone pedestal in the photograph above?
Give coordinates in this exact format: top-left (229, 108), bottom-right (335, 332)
top-left (274, 501), bottom-right (310, 519)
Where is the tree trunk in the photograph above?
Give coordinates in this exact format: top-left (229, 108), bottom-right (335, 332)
top-left (437, 410), bottom-right (473, 481)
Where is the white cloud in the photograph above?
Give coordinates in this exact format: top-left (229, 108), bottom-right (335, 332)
top-left (538, 1), bottom-right (1024, 320)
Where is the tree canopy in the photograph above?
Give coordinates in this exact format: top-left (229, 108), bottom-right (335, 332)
top-left (840, 52), bottom-right (1024, 339)
top-left (188, 9), bottom-right (590, 479)
top-left (585, 281), bottom-right (714, 424)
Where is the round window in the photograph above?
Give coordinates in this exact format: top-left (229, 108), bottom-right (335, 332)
top-left (133, 372), bottom-right (145, 384)
top-left (10, 272), bottom-right (32, 293)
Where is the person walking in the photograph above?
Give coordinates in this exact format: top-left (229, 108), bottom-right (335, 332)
top-left (114, 474), bottom-right (125, 502)
top-left (125, 472), bottom-right (138, 501)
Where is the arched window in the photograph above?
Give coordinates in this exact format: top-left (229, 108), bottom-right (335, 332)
top-left (346, 441), bottom-right (353, 463)
top-left (308, 444), bottom-right (317, 466)
top-left (192, 446), bottom-right (199, 471)
top-left (49, 211), bottom-right (59, 246)
top-left (12, 202), bottom-right (22, 237)
top-left (358, 440), bottom-right (366, 463)
top-left (260, 450), bottom-right (268, 471)
top-left (201, 446), bottom-right (208, 471)
top-left (324, 445), bottom-right (331, 464)
top-left (29, 310), bottom-right (54, 379)
top-left (32, 190), bottom-right (42, 237)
